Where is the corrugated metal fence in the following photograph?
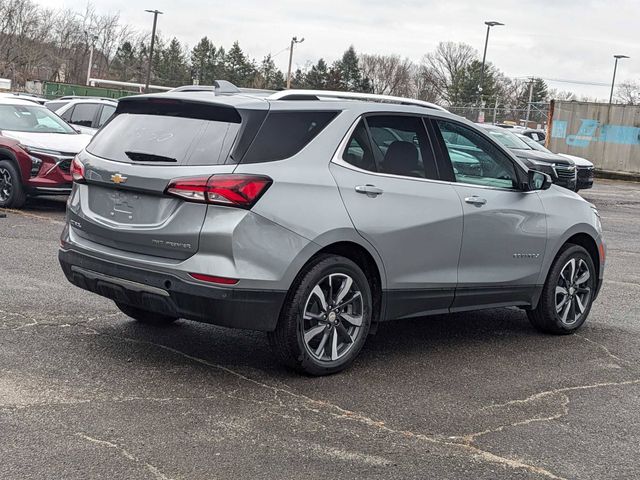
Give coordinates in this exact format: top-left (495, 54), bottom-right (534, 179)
top-left (548, 101), bottom-right (640, 176)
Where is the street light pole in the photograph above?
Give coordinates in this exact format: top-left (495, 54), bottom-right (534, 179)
top-left (525, 77), bottom-right (535, 126)
top-left (478, 20), bottom-right (504, 122)
top-left (286, 36), bottom-right (305, 89)
top-left (85, 33), bottom-right (98, 86)
top-left (609, 54), bottom-right (630, 104)
top-left (144, 9), bottom-right (163, 93)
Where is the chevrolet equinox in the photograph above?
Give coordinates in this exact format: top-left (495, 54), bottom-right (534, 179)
top-left (59, 83), bottom-right (605, 375)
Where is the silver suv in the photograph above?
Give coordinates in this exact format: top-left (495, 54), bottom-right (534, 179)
top-left (59, 85), bottom-right (605, 375)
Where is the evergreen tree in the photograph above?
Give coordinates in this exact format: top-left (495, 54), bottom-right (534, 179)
top-left (306, 58), bottom-right (329, 89)
top-left (255, 54), bottom-right (285, 90)
top-left (453, 60), bottom-right (501, 106)
top-left (112, 41), bottom-right (137, 82)
top-left (155, 37), bottom-right (190, 86)
top-left (335, 45), bottom-right (371, 92)
top-left (224, 41), bottom-right (256, 87)
top-left (290, 68), bottom-right (307, 89)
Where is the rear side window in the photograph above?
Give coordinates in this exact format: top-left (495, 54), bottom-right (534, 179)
top-left (70, 103), bottom-right (100, 127)
top-left (366, 115), bottom-right (437, 179)
top-left (98, 104), bottom-right (116, 127)
top-left (87, 113), bottom-right (240, 165)
top-left (242, 111), bottom-right (338, 164)
top-left (341, 115), bottom-right (437, 179)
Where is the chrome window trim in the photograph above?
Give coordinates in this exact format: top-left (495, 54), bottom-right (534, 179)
top-left (330, 115), bottom-right (534, 194)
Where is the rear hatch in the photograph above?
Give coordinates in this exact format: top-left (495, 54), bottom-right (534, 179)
top-left (69, 95), bottom-right (268, 260)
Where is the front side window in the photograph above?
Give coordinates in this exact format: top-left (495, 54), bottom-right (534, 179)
top-left (437, 121), bottom-right (518, 189)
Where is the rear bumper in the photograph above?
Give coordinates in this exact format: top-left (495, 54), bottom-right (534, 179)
top-left (28, 185), bottom-right (72, 195)
top-left (59, 248), bottom-right (286, 331)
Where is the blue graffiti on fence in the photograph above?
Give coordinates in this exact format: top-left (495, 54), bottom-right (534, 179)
top-left (552, 119), bottom-right (640, 148)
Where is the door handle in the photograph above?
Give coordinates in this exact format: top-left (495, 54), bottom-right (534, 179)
top-left (464, 196), bottom-right (487, 206)
top-left (355, 185), bottom-right (384, 196)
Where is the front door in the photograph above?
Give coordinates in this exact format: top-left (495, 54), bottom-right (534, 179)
top-left (433, 119), bottom-right (547, 311)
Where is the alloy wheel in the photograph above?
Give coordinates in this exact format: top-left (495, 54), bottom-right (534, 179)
top-left (302, 273), bottom-right (364, 362)
top-left (555, 257), bottom-right (592, 326)
top-left (0, 167), bottom-right (12, 202)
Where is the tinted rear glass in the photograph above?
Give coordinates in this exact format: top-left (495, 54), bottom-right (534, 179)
top-left (242, 111), bottom-right (338, 163)
top-left (87, 113), bottom-right (240, 165)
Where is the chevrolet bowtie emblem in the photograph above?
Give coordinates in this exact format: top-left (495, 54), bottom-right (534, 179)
top-left (111, 173), bottom-right (128, 184)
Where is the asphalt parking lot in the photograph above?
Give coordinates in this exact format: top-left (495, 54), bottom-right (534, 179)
top-left (1, 179), bottom-right (639, 480)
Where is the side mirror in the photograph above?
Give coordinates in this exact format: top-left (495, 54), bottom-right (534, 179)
top-left (528, 170), bottom-right (552, 191)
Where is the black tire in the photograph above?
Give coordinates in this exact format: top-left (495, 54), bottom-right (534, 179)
top-left (0, 160), bottom-right (26, 209)
top-left (268, 254), bottom-right (373, 376)
top-left (528, 244), bottom-right (596, 335)
top-left (115, 302), bottom-right (178, 325)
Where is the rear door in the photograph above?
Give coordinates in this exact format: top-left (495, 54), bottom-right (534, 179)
top-left (68, 97), bottom-right (259, 260)
top-left (330, 115), bottom-right (463, 319)
top-left (432, 119), bottom-right (547, 310)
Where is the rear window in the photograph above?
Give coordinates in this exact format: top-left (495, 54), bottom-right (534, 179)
top-left (242, 111), bottom-right (338, 163)
top-left (87, 113), bottom-right (241, 165)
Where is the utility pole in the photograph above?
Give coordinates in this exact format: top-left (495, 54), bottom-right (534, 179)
top-left (85, 33), bottom-right (98, 86)
top-left (144, 9), bottom-right (163, 93)
top-left (286, 36), bottom-right (305, 89)
top-left (477, 21), bottom-right (504, 122)
top-left (525, 77), bottom-right (534, 127)
top-left (493, 97), bottom-right (499, 124)
top-left (609, 54), bottom-right (630, 104)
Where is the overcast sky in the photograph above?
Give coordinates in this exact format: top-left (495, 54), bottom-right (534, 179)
top-left (36, 0), bottom-right (640, 100)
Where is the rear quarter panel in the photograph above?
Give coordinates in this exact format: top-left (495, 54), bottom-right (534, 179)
top-left (232, 108), bottom-right (388, 289)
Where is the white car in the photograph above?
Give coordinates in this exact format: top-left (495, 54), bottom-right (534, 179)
top-left (45, 98), bottom-right (117, 135)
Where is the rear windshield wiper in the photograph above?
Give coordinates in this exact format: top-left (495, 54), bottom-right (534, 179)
top-left (125, 151), bottom-right (177, 163)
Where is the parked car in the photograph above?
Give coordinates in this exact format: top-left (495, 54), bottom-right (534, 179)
top-left (59, 87), bottom-right (605, 375)
top-left (519, 128), bottom-right (546, 145)
top-left (516, 133), bottom-right (594, 191)
top-left (477, 124), bottom-right (577, 190)
top-left (0, 98), bottom-right (92, 208)
top-left (45, 98), bottom-right (117, 135)
top-left (0, 92), bottom-right (46, 105)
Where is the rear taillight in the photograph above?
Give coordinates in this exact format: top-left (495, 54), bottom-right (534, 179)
top-left (165, 174), bottom-right (272, 208)
top-left (70, 157), bottom-right (85, 182)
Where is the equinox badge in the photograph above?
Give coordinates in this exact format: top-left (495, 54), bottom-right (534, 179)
top-left (111, 173), bottom-right (128, 185)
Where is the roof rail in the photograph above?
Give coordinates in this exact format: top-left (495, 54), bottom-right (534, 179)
top-left (267, 90), bottom-right (448, 112)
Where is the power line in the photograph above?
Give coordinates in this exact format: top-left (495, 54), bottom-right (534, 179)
top-left (514, 76), bottom-right (610, 87)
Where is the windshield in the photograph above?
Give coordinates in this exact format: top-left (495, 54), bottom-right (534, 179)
top-left (484, 128), bottom-right (532, 150)
top-left (0, 104), bottom-right (76, 134)
top-left (517, 134), bottom-right (552, 153)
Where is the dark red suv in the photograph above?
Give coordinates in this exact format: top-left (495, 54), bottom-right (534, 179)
top-left (0, 98), bottom-right (91, 208)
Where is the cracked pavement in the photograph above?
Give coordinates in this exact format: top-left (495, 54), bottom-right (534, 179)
top-left (1, 179), bottom-right (640, 479)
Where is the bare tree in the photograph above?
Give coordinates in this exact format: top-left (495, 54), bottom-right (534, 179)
top-left (616, 81), bottom-right (640, 105)
top-left (419, 41), bottom-right (477, 104)
top-left (359, 53), bottom-right (414, 96)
